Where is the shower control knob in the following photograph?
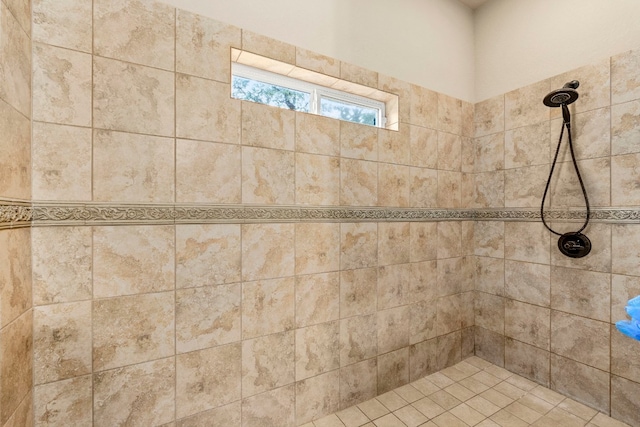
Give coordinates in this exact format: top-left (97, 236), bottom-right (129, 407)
top-left (557, 232), bottom-right (591, 258)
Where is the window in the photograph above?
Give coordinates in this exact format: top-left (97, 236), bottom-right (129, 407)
top-left (231, 57), bottom-right (392, 129)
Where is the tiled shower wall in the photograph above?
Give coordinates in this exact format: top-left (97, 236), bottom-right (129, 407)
top-left (27, 0), bottom-right (476, 425)
top-left (472, 48), bottom-right (640, 426)
top-left (0, 0), bottom-right (33, 426)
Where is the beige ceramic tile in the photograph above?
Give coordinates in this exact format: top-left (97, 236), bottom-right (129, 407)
top-left (0, 228), bottom-right (31, 327)
top-left (175, 139), bottom-right (241, 203)
top-left (377, 306), bottom-right (410, 354)
top-left (296, 47), bottom-right (340, 77)
top-left (94, 0), bottom-right (175, 70)
top-left (341, 359), bottom-right (378, 409)
top-left (475, 133), bottom-right (504, 173)
top-left (476, 257), bottom-right (505, 297)
top-left (437, 222), bottom-right (462, 259)
top-left (296, 371), bottom-right (341, 424)
top-left (93, 129), bottom-right (174, 202)
top-left (32, 0), bottom-right (91, 52)
top-left (437, 256), bottom-right (473, 297)
top-left (611, 274), bottom-right (640, 322)
top-left (175, 283), bottom-right (241, 353)
top-left (437, 93), bottom-right (462, 135)
top-left (504, 222), bottom-right (550, 265)
top-left (475, 292), bottom-right (505, 335)
top-left (340, 314), bottom-right (377, 367)
top-left (0, 311), bottom-right (33, 424)
top-left (94, 56), bottom-right (174, 136)
top-left (340, 158), bottom-right (378, 206)
top-left (242, 146), bottom-right (295, 204)
top-left (32, 227), bottom-right (91, 306)
top-left (32, 122), bottom-right (91, 201)
top-left (377, 263), bottom-right (411, 310)
top-left (92, 292), bottom-right (174, 371)
top-left (379, 126), bottom-right (409, 165)
top-left (505, 122), bottom-right (550, 169)
top-left (504, 338), bottom-right (550, 387)
top-left (437, 170), bottom-right (461, 208)
top-left (504, 260), bottom-right (550, 307)
top-left (242, 100), bottom-right (295, 150)
top-left (339, 267), bottom-right (377, 318)
top-left (295, 153), bottom-right (340, 205)
top-left (461, 137), bottom-right (475, 173)
top-left (550, 58), bottom-right (610, 115)
top-left (474, 221), bottom-right (504, 258)
top-left (242, 277), bottom-right (295, 339)
top-left (242, 331), bottom-right (294, 397)
top-left (612, 224), bottom-right (640, 275)
top-left (296, 112), bottom-right (340, 156)
top-left (378, 222), bottom-right (410, 266)
top-left (409, 339), bottom-right (438, 380)
top-left (0, 99), bottom-right (30, 199)
top-left (93, 225), bottom-right (174, 298)
top-left (176, 73), bottom-right (240, 142)
top-left (550, 354), bottom-right (610, 413)
top-left (437, 132), bottom-right (462, 171)
top-left (242, 30), bottom-right (295, 64)
top-left (4, 0), bottom-right (30, 34)
top-left (175, 401), bottom-right (240, 427)
top-left (611, 375), bottom-right (640, 427)
top-left (611, 100), bottom-right (640, 157)
top-left (378, 348), bottom-right (410, 394)
top-left (555, 107), bottom-right (611, 160)
top-left (436, 294), bottom-right (462, 336)
top-left (175, 223), bottom-right (241, 288)
top-left (475, 95), bottom-right (504, 138)
top-left (241, 223), bottom-right (294, 281)
top-left (296, 321), bottom-right (340, 380)
top-left (410, 167), bottom-right (438, 208)
top-left (176, 10), bottom-right (240, 82)
top-left (410, 223), bottom-right (438, 262)
top-left (34, 375), bottom-right (92, 427)
top-left (473, 170), bottom-right (504, 208)
top-left (341, 120), bottom-right (378, 161)
top-left (550, 311), bottom-right (610, 370)
top-left (409, 125), bottom-right (438, 168)
top-left (550, 157), bottom-right (611, 208)
top-left (410, 84), bottom-right (437, 129)
top-left (505, 80), bottom-right (550, 130)
top-left (32, 43), bottom-right (91, 126)
top-left (378, 74), bottom-right (410, 125)
top-left (340, 62), bottom-right (377, 87)
top-left (611, 48), bottom-right (640, 105)
top-left (241, 385), bottom-right (295, 427)
top-left (295, 223), bottom-right (340, 275)
top-left (0, 2), bottom-right (31, 117)
top-left (550, 267), bottom-right (610, 321)
top-left (34, 301), bottom-right (91, 384)
top-left (504, 164), bottom-right (549, 207)
top-left (93, 357), bottom-right (175, 427)
top-left (550, 222), bottom-right (611, 273)
top-left (505, 300), bottom-right (550, 349)
top-left (340, 222), bottom-right (378, 270)
top-left (296, 272), bottom-right (340, 328)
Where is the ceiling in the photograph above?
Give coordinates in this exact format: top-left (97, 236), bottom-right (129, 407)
top-left (458, 0), bottom-right (489, 10)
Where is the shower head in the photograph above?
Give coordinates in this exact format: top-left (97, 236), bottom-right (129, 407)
top-left (543, 80), bottom-right (580, 108)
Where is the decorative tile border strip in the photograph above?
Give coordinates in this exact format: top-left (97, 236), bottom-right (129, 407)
top-left (2, 200), bottom-right (640, 228)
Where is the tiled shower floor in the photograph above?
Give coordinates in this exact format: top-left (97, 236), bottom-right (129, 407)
top-left (303, 357), bottom-right (630, 427)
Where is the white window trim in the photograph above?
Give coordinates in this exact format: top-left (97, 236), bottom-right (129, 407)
top-left (232, 62), bottom-right (387, 128)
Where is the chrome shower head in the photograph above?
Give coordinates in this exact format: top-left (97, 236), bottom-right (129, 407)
top-left (543, 80), bottom-right (580, 107)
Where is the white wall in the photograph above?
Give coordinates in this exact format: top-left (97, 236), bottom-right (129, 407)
top-left (475, 0), bottom-right (640, 101)
top-left (160, 0), bottom-right (476, 102)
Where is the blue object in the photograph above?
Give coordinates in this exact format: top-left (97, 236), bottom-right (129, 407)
top-left (616, 294), bottom-right (640, 341)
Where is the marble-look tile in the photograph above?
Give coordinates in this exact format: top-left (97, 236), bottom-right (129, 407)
top-left (505, 80), bottom-right (549, 130)
top-left (378, 222), bottom-right (410, 266)
top-left (93, 292), bottom-right (174, 371)
top-left (0, 310), bottom-right (33, 425)
top-left (474, 170), bottom-right (504, 209)
top-left (550, 157), bottom-right (610, 208)
top-left (475, 293), bottom-right (504, 335)
top-left (437, 256), bottom-right (473, 297)
top-left (437, 294), bottom-right (462, 336)
top-left (550, 267), bottom-right (610, 321)
top-left (94, 56), bottom-right (174, 136)
top-left (410, 166), bottom-right (438, 208)
top-left (437, 94), bottom-right (462, 135)
top-left (242, 277), bottom-right (295, 339)
top-left (0, 2), bottom-right (31, 117)
top-left (504, 164), bottom-right (549, 207)
top-left (504, 260), bottom-right (550, 307)
top-left (474, 221), bottom-right (504, 258)
top-left (556, 108), bottom-right (610, 160)
top-left (242, 331), bottom-right (294, 397)
top-left (550, 223), bottom-right (611, 273)
top-left (176, 73), bottom-right (239, 142)
top-left (176, 10), bottom-right (240, 82)
top-left (4, 0), bottom-right (30, 34)
top-left (379, 163), bottom-right (410, 207)
top-left (377, 263), bottom-right (411, 310)
top-left (32, 0), bottom-right (91, 51)
top-left (612, 48), bottom-right (640, 105)
top-left (341, 120), bottom-right (377, 160)
top-left (611, 100), bottom-right (640, 157)
top-left (612, 224), bottom-right (640, 275)
top-left (611, 375), bottom-right (640, 427)
top-left (296, 321), bottom-right (340, 380)
top-left (461, 101), bottom-right (474, 138)
top-left (378, 74), bottom-right (410, 124)
top-left (378, 348), bottom-right (410, 394)
top-left (0, 228), bottom-right (31, 327)
top-left (475, 327), bottom-right (505, 368)
top-left (504, 222), bottom-right (550, 265)
top-left (242, 30), bottom-right (295, 64)
top-left (32, 227), bottom-right (91, 306)
top-left (611, 274), bottom-right (640, 322)
top-left (32, 122), bottom-right (90, 201)
top-left (475, 95), bottom-right (504, 138)
top-left (410, 125), bottom-right (438, 169)
top-left (176, 401), bottom-right (240, 427)
top-left (379, 125), bottom-right (409, 165)
top-left (611, 325), bottom-right (640, 384)
top-left (505, 300), bottom-right (550, 350)
top-left (550, 354), bottom-right (610, 413)
top-left (93, 129), bottom-right (174, 202)
top-left (340, 158), bottom-right (378, 206)
top-left (93, 225), bottom-right (174, 298)
top-left (475, 133), bottom-right (504, 173)
top-left (461, 137), bottom-right (475, 173)
top-left (0, 99), bottom-right (30, 199)
top-left (551, 311), bottom-right (609, 370)
top-left (410, 223), bottom-right (438, 262)
top-left (438, 132), bottom-right (461, 171)
top-left (242, 223), bottom-right (294, 281)
top-left (241, 385), bottom-right (295, 427)
top-left (505, 122), bottom-right (550, 169)
top-left (505, 338), bottom-right (550, 387)
top-left (94, 0), bottom-right (174, 70)
top-left (476, 257), bottom-right (505, 297)
top-left (32, 43), bottom-right (91, 126)
top-left (296, 272), bottom-right (339, 327)
top-left (340, 267), bottom-right (377, 318)
top-left (340, 222), bottom-right (377, 270)
top-left (175, 223), bottom-right (241, 288)
top-left (34, 301), bottom-right (91, 384)
top-left (409, 339), bottom-right (438, 380)
top-left (550, 58), bottom-right (610, 116)
top-left (296, 371), bottom-right (341, 425)
top-left (437, 331), bottom-right (462, 371)
top-left (175, 284), bottom-right (241, 353)
top-left (242, 146), bottom-right (295, 204)
top-left (437, 222), bottom-right (462, 259)
top-left (437, 170), bottom-right (461, 208)
top-left (410, 84), bottom-right (438, 129)
top-left (94, 357), bottom-right (175, 427)
top-left (242, 100), bottom-right (295, 150)
top-left (175, 139), bottom-right (241, 203)
top-left (296, 47), bottom-right (340, 77)
top-left (340, 314), bottom-right (377, 366)
top-left (296, 112), bottom-right (340, 156)
top-left (340, 61), bottom-right (377, 87)
top-left (377, 306), bottom-right (410, 354)
top-left (295, 153), bottom-right (340, 205)
top-left (340, 359), bottom-right (378, 409)
top-left (34, 375), bottom-right (92, 427)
